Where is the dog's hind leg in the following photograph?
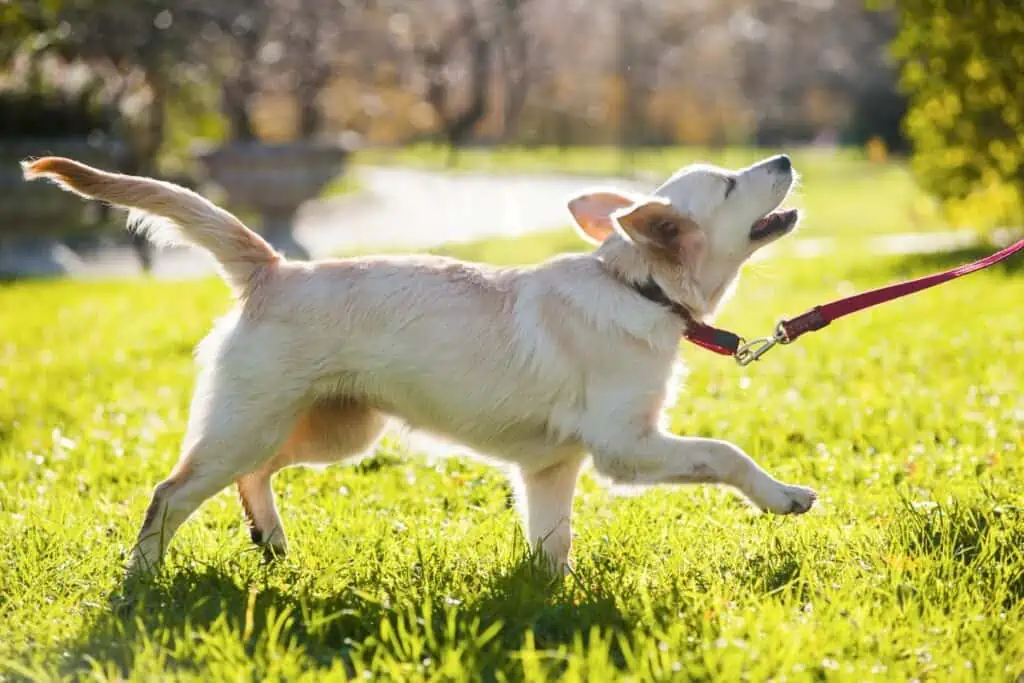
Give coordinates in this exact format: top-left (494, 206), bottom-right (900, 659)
top-left (235, 397), bottom-right (388, 560)
top-left (127, 365), bottom-right (307, 579)
top-left (236, 463), bottom-right (288, 560)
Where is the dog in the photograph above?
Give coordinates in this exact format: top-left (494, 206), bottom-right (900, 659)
top-left (22, 153), bottom-right (816, 579)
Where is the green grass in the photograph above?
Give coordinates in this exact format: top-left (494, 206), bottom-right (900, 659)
top-left (320, 172), bottom-right (363, 199)
top-left (356, 145), bottom-right (951, 240)
top-left (1, 231), bottom-right (1023, 681)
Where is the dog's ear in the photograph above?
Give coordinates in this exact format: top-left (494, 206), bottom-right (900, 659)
top-left (613, 200), bottom-right (705, 259)
top-left (566, 190), bottom-right (637, 244)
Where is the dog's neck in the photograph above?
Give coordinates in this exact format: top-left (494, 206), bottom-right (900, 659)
top-left (594, 236), bottom-right (709, 321)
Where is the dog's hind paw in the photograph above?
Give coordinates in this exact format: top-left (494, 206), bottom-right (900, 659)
top-left (261, 543), bottom-right (288, 563)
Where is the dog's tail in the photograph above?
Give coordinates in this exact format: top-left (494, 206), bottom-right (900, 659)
top-left (22, 156), bottom-right (280, 294)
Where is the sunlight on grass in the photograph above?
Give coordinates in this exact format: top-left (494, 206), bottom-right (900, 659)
top-left (0, 231), bottom-right (1021, 680)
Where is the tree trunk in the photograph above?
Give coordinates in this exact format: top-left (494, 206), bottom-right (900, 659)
top-left (298, 95), bottom-right (321, 140)
top-left (417, 1), bottom-right (493, 162)
top-left (446, 138), bottom-right (459, 168)
top-left (496, 0), bottom-right (530, 142)
top-left (224, 80), bottom-right (256, 142)
top-left (617, 0), bottom-right (636, 176)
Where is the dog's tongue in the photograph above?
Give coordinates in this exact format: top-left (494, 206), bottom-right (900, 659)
top-left (751, 209), bottom-right (797, 237)
top-left (751, 212), bottom-right (780, 236)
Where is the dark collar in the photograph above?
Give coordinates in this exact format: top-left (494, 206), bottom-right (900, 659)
top-left (628, 277), bottom-right (744, 356)
top-left (630, 277), bottom-right (699, 324)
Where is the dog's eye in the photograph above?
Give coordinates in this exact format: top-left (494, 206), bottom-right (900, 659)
top-left (724, 177), bottom-right (737, 198)
top-left (654, 219), bottom-right (678, 243)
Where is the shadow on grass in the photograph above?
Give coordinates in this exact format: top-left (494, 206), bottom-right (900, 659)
top-left (56, 551), bottom-right (633, 679)
top-left (895, 496), bottom-right (1024, 610)
top-left (834, 242), bottom-right (1024, 301)
top-left (895, 243), bottom-right (1024, 278)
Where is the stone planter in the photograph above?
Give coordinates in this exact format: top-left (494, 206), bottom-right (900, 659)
top-left (194, 140), bottom-right (349, 259)
top-left (0, 138), bottom-right (126, 278)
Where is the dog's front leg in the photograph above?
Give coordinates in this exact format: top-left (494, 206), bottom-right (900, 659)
top-left (588, 431), bottom-right (816, 514)
top-left (514, 454), bottom-right (585, 575)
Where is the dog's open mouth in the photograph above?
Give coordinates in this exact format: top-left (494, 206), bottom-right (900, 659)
top-left (749, 208), bottom-right (799, 242)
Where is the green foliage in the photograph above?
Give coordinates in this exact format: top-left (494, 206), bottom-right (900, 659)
top-left (890, 1), bottom-right (1024, 231)
top-left (0, 0), bottom-right (59, 61)
top-left (1, 236), bottom-right (1022, 679)
top-left (159, 82), bottom-right (229, 172)
top-left (841, 83), bottom-right (910, 153)
top-left (0, 88), bottom-right (115, 139)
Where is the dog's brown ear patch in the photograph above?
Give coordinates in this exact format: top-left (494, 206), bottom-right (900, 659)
top-left (566, 190), bottom-right (636, 244)
top-left (613, 201), bottom-right (704, 258)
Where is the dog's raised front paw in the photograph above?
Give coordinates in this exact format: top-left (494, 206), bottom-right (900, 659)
top-left (758, 483), bottom-right (817, 515)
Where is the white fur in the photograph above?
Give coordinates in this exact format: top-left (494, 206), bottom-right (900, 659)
top-left (22, 154), bottom-right (816, 578)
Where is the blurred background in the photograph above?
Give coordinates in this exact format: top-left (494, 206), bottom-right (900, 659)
top-left (0, 0), bottom-right (1021, 277)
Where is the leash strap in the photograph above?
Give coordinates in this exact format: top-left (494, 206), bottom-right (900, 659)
top-left (682, 236), bottom-right (1024, 365)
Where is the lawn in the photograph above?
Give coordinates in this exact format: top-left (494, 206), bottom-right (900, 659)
top-left (1, 230), bottom-right (1022, 680)
top-left (356, 144), bottom-right (951, 240)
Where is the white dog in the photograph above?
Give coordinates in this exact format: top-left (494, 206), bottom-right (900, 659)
top-left (23, 154), bottom-right (816, 578)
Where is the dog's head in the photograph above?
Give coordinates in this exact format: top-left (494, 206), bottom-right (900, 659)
top-left (567, 154), bottom-right (799, 318)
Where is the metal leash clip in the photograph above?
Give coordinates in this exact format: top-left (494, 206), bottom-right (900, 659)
top-left (734, 322), bottom-right (791, 366)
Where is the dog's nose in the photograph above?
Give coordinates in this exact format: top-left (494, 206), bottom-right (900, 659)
top-left (772, 154), bottom-right (792, 172)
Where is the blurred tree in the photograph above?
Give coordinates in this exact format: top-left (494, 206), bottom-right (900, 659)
top-left (7, 0), bottom-right (222, 173)
top-left (1, 0), bottom-right (222, 271)
top-left (204, 0), bottom-right (365, 143)
top-left (388, 0), bottom-right (495, 166)
top-left (2, 0), bottom-right (919, 154)
top-left (0, 3), bottom-right (36, 62)
top-left (494, 0), bottom-right (531, 141)
top-left (215, 6), bottom-right (270, 143)
top-left (888, 0), bottom-right (1024, 231)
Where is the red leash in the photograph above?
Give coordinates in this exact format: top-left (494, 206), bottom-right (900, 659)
top-left (683, 236), bottom-right (1024, 366)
